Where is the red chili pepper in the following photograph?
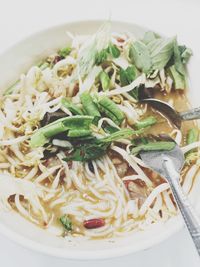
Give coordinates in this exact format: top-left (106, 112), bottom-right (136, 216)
top-left (83, 218), bottom-right (105, 229)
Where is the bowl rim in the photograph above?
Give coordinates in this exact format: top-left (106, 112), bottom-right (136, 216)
top-left (0, 19), bottom-right (185, 260)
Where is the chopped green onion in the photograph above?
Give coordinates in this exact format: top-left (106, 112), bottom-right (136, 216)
top-left (61, 98), bottom-right (83, 115)
top-left (131, 141), bottom-right (176, 155)
top-left (98, 96), bottom-right (124, 125)
top-left (80, 92), bottom-right (101, 122)
top-left (30, 115), bottom-right (93, 148)
top-left (99, 71), bottom-right (110, 91)
top-left (135, 116), bottom-right (157, 130)
top-left (60, 215), bottom-right (72, 231)
top-left (108, 43), bottom-right (120, 58)
top-left (58, 47), bottom-right (71, 58)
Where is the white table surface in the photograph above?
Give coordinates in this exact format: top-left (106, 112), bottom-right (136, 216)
top-left (0, 0), bottom-right (200, 266)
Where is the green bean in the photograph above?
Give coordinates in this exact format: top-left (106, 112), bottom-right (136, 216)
top-left (80, 92), bottom-right (101, 120)
top-left (30, 115), bottom-right (93, 148)
top-left (108, 44), bottom-right (120, 58)
top-left (131, 141), bottom-right (175, 155)
top-left (100, 128), bottom-right (134, 143)
top-left (135, 116), bottom-right (157, 130)
top-left (61, 98), bottom-right (83, 115)
top-left (99, 71), bottom-right (110, 91)
top-left (67, 129), bottom-right (91, 137)
top-left (98, 96), bottom-right (124, 125)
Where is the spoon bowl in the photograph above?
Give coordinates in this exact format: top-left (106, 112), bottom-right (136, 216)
top-left (139, 143), bottom-right (200, 256)
top-left (140, 94), bottom-right (200, 129)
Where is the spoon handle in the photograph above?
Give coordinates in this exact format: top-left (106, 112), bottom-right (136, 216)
top-left (163, 158), bottom-right (200, 256)
top-left (179, 107), bottom-right (200, 121)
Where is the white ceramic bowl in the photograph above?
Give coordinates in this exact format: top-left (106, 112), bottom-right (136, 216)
top-left (0, 20), bottom-right (200, 260)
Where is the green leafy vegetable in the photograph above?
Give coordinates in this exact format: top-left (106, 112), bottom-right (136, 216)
top-left (129, 86), bottom-right (140, 100)
top-left (142, 31), bottom-right (159, 45)
top-left (129, 40), bottom-right (152, 73)
top-left (61, 98), bottom-right (83, 115)
top-left (64, 128), bottom-right (135, 162)
top-left (64, 142), bottom-right (110, 162)
top-left (178, 45), bottom-right (192, 64)
top-left (98, 96), bottom-right (124, 125)
top-left (119, 65), bottom-right (138, 86)
top-left (58, 47), bottom-right (71, 58)
top-left (173, 40), bottom-right (186, 76)
top-left (30, 115), bottom-right (93, 148)
top-left (95, 49), bottom-right (108, 65)
top-left (169, 65), bottom-right (185, 90)
top-left (135, 116), bottom-right (157, 130)
top-left (60, 215), bottom-right (73, 231)
top-left (99, 71), bottom-right (110, 91)
top-left (108, 43), bottom-right (120, 58)
top-left (149, 37), bottom-right (175, 71)
top-left (80, 92), bottom-right (101, 121)
top-left (131, 141), bottom-right (176, 155)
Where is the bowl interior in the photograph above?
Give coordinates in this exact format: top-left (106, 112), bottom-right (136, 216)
top-left (0, 20), bottom-right (200, 260)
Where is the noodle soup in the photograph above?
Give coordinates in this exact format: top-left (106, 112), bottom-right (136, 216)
top-left (0, 22), bottom-right (199, 240)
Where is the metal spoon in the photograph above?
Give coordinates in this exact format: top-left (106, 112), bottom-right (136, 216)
top-left (139, 144), bottom-right (200, 256)
top-left (140, 98), bottom-right (200, 129)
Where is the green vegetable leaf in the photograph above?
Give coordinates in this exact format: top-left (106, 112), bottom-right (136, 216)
top-left (120, 65), bottom-right (138, 86)
top-left (149, 37), bottom-right (175, 71)
top-left (142, 31), bottom-right (159, 45)
top-left (173, 40), bottom-right (186, 76)
top-left (63, 128), bottom-right (136, 162)
top-left (99, 71), bottom-right (110, 91)
top-left (178, 45), bottom-right (193, 64)
top-left (108, 43), bottom-right (120, 58)
top-left (169, 65), bottom-right (185, 90)
top-left (60, 215), bottom-right (73, 231)
top-left (129, 40), bottom-right (152, 73)
top-left (95, 49), bottom-right (108, 65)
top-left (64, 142), bottom-right (109, 162)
